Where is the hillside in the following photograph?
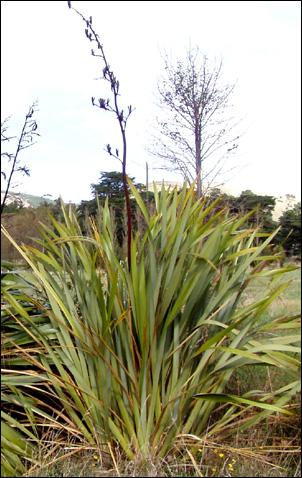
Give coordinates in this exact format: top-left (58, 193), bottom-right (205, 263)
top-left (1, 191), bottom-right (56, 209)
top-left (2, 187), bottom-right (299, 220)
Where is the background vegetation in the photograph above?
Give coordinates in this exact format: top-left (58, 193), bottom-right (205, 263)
top-left (1, 177), bottom-right (300, 264)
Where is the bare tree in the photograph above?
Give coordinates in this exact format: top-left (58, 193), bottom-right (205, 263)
top-left (68, 1), bottom-right (135, 270)
top-left (147, 46), bottom-right (242, 199)
top-left (1, 100), bottom-right (39, 215)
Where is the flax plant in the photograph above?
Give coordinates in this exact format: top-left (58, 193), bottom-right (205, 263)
top-left (1, 182), bottom-right (300, 476)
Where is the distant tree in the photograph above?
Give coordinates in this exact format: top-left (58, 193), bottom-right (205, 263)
top-left (277, 202), bottom-right (301, 257)
top-left (1, 200), bottom-right (24, 215)
top-left (208, 188), bottom-right (277, 230)
top-left (147, 46), bottom-right (242, 199)
top-left (229, 190), bottom-right (277, 231)
top-left (1, 101), bottom-right (40, 215)
top-left (283, 194), bottom-right (297, 211)
top-left (77, 172), bottom-right (146, 249)
top-left (92, 171), bottom-right (136, 205)
top-left (78, 171), bottom-right (135, 215)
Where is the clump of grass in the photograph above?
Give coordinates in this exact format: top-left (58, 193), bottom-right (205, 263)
top-left (2, 185), bottom-right (300, 477)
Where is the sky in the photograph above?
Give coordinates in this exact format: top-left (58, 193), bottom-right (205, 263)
top-left (1, 1), bottom-right (301, 204)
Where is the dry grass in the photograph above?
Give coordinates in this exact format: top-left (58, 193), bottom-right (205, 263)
top-left (24, 403), bottom-right (301, 478)
top-left (25, 435), bottom-right (301, 477)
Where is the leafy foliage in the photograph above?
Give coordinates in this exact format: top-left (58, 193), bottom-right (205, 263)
top-left (1, 183), bottom-right (300, 476)
top-left (77, 171), bottom-right (148, 250)
top-left (1, 200), bottom-right (24, 215)
top-left (276, 202), bottom-right (301, 257)
top-left (209, 189), bottom-right (277, 230)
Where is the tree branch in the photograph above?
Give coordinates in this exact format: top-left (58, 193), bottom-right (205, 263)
top-left (148, 46), bottom-right (243, 199)
top-left (1, 100), bottom-right (39, 216)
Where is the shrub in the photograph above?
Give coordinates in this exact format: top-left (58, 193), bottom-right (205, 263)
top-left (1, 181), bottom-right (300, 476)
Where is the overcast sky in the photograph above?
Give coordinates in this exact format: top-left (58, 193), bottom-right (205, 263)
top-left (1, 1), bottom-right (301, 203)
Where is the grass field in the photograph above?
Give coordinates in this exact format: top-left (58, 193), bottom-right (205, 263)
top-left (227, 266), bottom-right (301, 394)
top-left (23, 264), bottom-right (301, 478)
